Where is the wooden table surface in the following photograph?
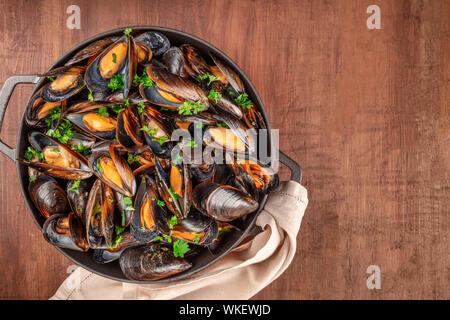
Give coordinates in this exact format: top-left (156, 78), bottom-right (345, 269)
top-left (0, 0), bottom-right (448, 300)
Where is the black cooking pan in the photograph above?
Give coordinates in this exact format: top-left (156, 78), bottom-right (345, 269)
top-left (0, 26), bottom-right (301, 283)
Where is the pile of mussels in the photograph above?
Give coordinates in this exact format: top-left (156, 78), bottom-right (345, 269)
top-left (20, 28), bottom-right (278, 281)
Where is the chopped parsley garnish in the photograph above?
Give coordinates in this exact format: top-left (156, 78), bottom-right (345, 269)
top-left (108, 74), bottom-right (125, 91)
top-left (185, 140), bottom-right (198, 148)
top-left (88, 88), bottom-right (94, 102)
top-left (168, 187), bottom-right (179, 200)
top-left (124, 98), bottom-right (130, 106)
top-left (173, 239), bottom-right (190, 258)
top-left (45, 106), bottom-right (61, 127)
top-left (127, 153), bottom-right (141, 165)
top-left (24, 146), bottom-right (44, 161)
top-left (140, 126), bottom-right (168, 145)
top-left (115, 225), bottom-right (125, 236)
top-left (208, 89), bottom-right (222, 103)
top-left (122, 197), bottom-right (134, 211)
top-left (137, 102), bottom-right (146, 114)
top-left (218, 226), bottom-right (231, 237)
top-left (111, 105), bottom-right (125, 114)
top-left (112, 53), bottom-right (117, 63)
top-left (97, 106), bottom-right (109, 117)
top-left (235, 93), bottom-right (253, 111)
top-left (195, 123), bottom-right (205, 129)
top-left (216, 122), bottom-right (228, 128)
top-left (68, 179), bottom-right (81, 194)
top-left (46, 119), bottom-right (74, 145)
top-left (71, 142), bottom-right (91, 157)
top-left (108, 235), bottom-right (123, 250)
top-left (178, 100), bottom-right (206, 115)
top-left (169, 215), bottom-right (178, 229)
top-left (161, 107), bottom-right (170, 111)
top-left (121, 210), bottom-right (126, 226)
top-left (171, 153), bottom-right (182, 166)
top-left (92, 203), bottom-right (102, 216)
top-left (133, 69), bottom-right (154, 87)
top-left (47, 76), bottom-right (55, 82)
top-left (228, 90), bottom-right (236, 96)
top-left (197, 72), bottom-right (220, 86)
top-left (124, 27), bottom-right (132, 37)
top-left (96, 158), bottom-right (103, 173)
top-left (157, 200), bottom-right (165, 207)
top-left (29, 176), bottom-right (37, 183)
top-left (192, 233), bottom-right (201, 244)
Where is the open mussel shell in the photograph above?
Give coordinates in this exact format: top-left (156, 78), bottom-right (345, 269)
top-left (139, 84), bottom-right (183, 109)
top-left (210, 53), bottom-right (245, 94)
top-left (41, 66), bottom-right (86, 103)
top-left (43, 213), bottom-right (89, 252)
top-left (93, 231), bottom-right (137, 264)
top-left (29, 175), bottom-right (69, 219)
top-left (65, 107), bottom-right (117, 140)
top-left (66, 179), bottom-right (91, 219)
top-left (171, 211), bottom-right (218, 246)
top-left (180, 44), bottom-right (211, 78)
top-left (25, 88), bottom-right (66, 128)
top-left (230, 157), bottom-right (279, 198)
top-left (193, 182), bottom-right (259, 222)
top-left (119, 243), bottom-right (192, 281)
top-left (130, 176), bottom-right (170, 242)
top-left (116, 106), bottom-right (143, 152)
top-left (162, 46), bottom-right (190, 78)
top-left (129, 146), bottom-right (156, 176)
top-left (85, 35), bottom-right (137, 97)
top-left (21, 131), bottom-right (92, 180)
top-left (135, 31), bottom-right (170, 57)
top-left (191, 162), bottom-right (216, 184)
top-left (84, 179), bottom-right (115, 249)
top-left (203, 126), bottom-right (249, 155)
top-left (88, 144), bottom-right (136, 197)
top-left (113, 190), bottom-right (133, 228)
top-left (142, 66), bottom-right (209, 110)
top-left (154, 155), bottom-right (192, 219)
top-left (65, 37), bottom-right (115, 67)
top-left (139, 108), bottom-right (175, 158)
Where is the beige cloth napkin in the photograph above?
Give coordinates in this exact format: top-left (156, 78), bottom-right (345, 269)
top-left (50, 181), bottom-right (308, 300)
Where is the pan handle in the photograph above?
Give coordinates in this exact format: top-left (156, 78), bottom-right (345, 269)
top-left (279, 150), bottom-right (302, 183)
top-left (0, 75), bottom-right (40, 161)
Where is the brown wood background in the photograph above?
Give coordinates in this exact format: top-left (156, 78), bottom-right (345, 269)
top-left (0, 0), bottom-right (448, 299)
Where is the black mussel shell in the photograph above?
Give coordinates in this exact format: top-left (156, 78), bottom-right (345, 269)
top-left (116, 106), bottom-right (144, 152)
top-left (65, 108), bottom-right (118, 140)
top-left (119, 243), bottom-right (192, 281)
top-left (162, 46), bottom-right (190, 78)
top-left (29, 175), bottom-right (69, 219)
top-left (66, 179), bottom-right (91, 219)
top-left (65, 37), bottom-right (115, 67)
top-left (171, 211), bottom-right (218, 246)
top-left (41, 66), bottom-right (86, 103)
top-left (135, 31), bottom-right (170, 57)
top-left (193, 182), bottom-right (258, 222)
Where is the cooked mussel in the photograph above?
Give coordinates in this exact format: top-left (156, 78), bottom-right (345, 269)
top-left (171, 211), bottom-right (218, 246)
top-left (66, 179), bottom-right (91, 219)
top-left (85, 35), bottom-right (137, 97)
top-left (29, 175), bottom-right (69, 218)
top-left (139, 107), bottom-right (175, 158)
top-left (41, 66), bottom-right (86, 103)
top-left (163, 46), bottom-right (190, 78)
top-left (65, 107), bottom-right (117, 140)
top-left (84, 179), bottom-right (115, 248)
top-left (20, 131), bottom-right (92, 180)
top-left (135, 31), bottom-right (170, 57)
top-left (193, 182), bottom-right (258, 221)
top-left (88, 143), bottom-right (136, 197)
top-left (116, 106), bottom-right (144, 152)
top-left (43, 213), bottom-right (89, 252)
top-left (140, 66), bottom-right (209, 110)
top-left (154, 155), bottom-right (192, 219)
top-left (230, 157), bottom-right (279, 198)
top-left (65, 37), bottom-right (115, 67)
top-left (119, 243), bottom-right (192, 280)
top-left (130, 176), bottom-right (170, 242)
top-left (93, 231), bottom-right (137, 264)
top-left (25, 88), bottom-right (67, 128)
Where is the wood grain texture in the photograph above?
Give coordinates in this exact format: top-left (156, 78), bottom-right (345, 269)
top-left (0, 0), bottom-right (448, 299)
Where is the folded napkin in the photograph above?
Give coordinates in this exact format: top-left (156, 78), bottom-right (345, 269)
top-left (50, 181), bottom-right (308, 300)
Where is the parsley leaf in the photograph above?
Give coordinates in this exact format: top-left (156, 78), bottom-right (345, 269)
top-left (108, 74), bottom-right (125, 91)
top-left (208, 89), bottom-right (222, 103)
top-left (127, 153), bottom-right (141, 165)
top-left (171, 153), bottom-right (182, 166)
top-left (88, 88), bottom-right (94, 102)
top-left (169, 215), bottom-right (178, 229)
top-left (133, 69), bottom-right (154, 87)
top-left (218, 226), bottom-right (231, 238)
top-left (71, 142), bottom-right (91, 158)
top-left (173, 239), bottom-right (190, 258)
top-left (44, 106), bottom-right (61, 127)
top-left (137, 102), bottom-right (146, 114)
top-left (196, 72), bottom-right (220, 86)
top-left (157, 200), bottom-right (165, 207)
top-left (112, 53), bottom-right (117, 63)
top-left (122, 197), bottom-right (134, 211)
top-left (178, 100), bottom-right (206, 115)
top-left (24, 146), bottom-right (44, 161)
top-left (185, 140), bottom-right (198, 148)
top-left (168, 187), bottom-right (179, 200)
top-left (96, 158), bottom-right (103, 173)
top-left (47, 76), bottom-right (55, 82)
top-left (68, 179), bottom-right (81, 194)
top-left (235, 93), bottom-right (253, 111)
top-left (111, 105), bottom-right (125, 114)
top-left (124, 27), bottom-right (132, 37)
top-left (29, 176), bottom-right (37, 183)
top-left (97, 106), bottom-right (109, 117)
